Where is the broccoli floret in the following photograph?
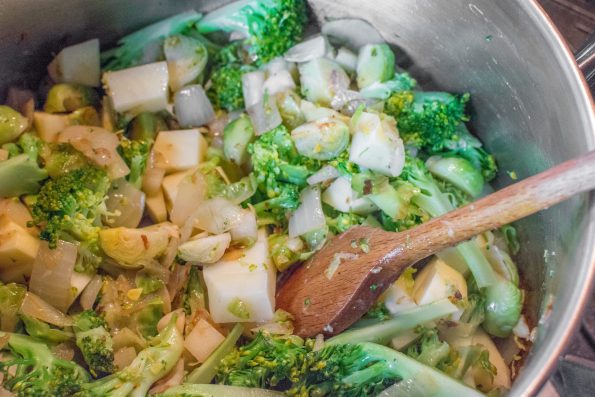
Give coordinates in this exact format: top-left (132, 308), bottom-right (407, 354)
top-left (0, 133), bottom-right (48, 197)
top-left (215, 332), bottom-right (310, 390)
top-left (101, 11), bottom-right (204, 70)
top-left (208, 63), bottom-right (248, 111)
top-left (0, 332), bottom-right (89, 397)
top-left (198, 0), bottom-right (307, 65)
top-left (73, 310), bottom-right (115, 378)
top-left (325, 210), bottom-right (365, 235)
top-left (76, 316), bottom-right (183, 397)
top-left (118, 137), bottom-right (152, 189)
top-left (252, 184), bottom-right (300, 226)
top-left (30, 165), bottom-right (110, 272)
top-left (406, 328), bottom-right (451, 368)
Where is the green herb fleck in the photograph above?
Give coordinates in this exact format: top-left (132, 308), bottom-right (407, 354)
top-left (227, 298), bottom-right (251, 319)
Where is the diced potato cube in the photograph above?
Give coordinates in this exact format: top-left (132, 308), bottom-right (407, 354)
top-left (203, 229), bottom-right (276, 323)
top-left (0, 216), bottom-right (40, 268)
top-left (184, 319), bottom-right (225, 363)
top-left (103, 62), bottom-right (169, 113)
top-left (161, 169), bottom-right (196, 212)
top-left (146, 189), bottom-right (167, 223)
top-left (413, 257), bottom-right (467, 320)
top-left (153, 129), bottom-right (206, 173)
top-left (33, 112), bottom-right (69, 142)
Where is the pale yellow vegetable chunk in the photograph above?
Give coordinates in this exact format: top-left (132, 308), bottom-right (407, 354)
top-left (0, 215), bottom-right (39, 268)
top-left (184, 318), bottom-right (225, 363)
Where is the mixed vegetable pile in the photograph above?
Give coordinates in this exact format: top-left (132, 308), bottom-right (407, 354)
top-left (0, 0), bottom-right (533, 396)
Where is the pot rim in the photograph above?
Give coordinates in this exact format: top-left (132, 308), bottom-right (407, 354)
top-left (512, 1), bottom-right (595, 395)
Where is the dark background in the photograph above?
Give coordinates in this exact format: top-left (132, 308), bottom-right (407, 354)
top-left (536, 1), bottom-right (594, 395)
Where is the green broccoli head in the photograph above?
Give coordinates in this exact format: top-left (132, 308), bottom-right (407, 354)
top-left (198, 0), bottom-right (307, 65)
top-left (216, 332), bottom-right (310, 390)
top-left (406, 328), bottom-right (451, 368)
top-left (118, 137), bottom-right (152, 189)
top-left (30, 166), bottom-right (110, 272)
top-left (0, 332), bottom-right (89, 397)
top-left (290, 343), bottom-right (400, 396)
top-left (386, 91), bottom-right (470, 153)
top-left (208, 63), bottom-right (247, 111)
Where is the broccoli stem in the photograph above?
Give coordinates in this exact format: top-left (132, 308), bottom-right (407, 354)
top-left (326, 299), bottom-right (458, 346)
top-left (186, 323), bottom-right (244, 384)
top-left (354, 343), bottom-right (484, 397)
top-left (156, 383), bottom-right (284, 396)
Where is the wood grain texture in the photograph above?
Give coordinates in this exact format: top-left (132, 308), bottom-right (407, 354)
top-left (277, 150), bottom-right (595, 338)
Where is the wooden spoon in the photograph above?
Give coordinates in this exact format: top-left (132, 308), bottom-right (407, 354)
top-left (276, 150), bottom-right (595, 338)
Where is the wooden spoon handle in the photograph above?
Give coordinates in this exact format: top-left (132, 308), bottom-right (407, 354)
top-left (400, 150), bottom-right (595, 262)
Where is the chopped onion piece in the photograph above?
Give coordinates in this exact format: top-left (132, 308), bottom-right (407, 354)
top-left (178, 233), bottom-right (231, 264)
top-left (104, 179), bottom-right (146, 228)
top-left (114, 347), bottom-right (137, 370)
top-left (229, 209), bottom-right (258, 246)
top-left (29, 241), bottom-right (78, 312)
top-left (263, 70), bottom-right (296, 96)
top-left (307, 165), bottom-right (340, 185)
top-left (174, 85), bottom-right (215, 128)
top-left (242, 71), bottom-right (265, 109)
top-left (149, 358), bottom-right (185, 394)
top-left (58, 125), bottom-right (119, 166)
top-left (284, 35), bottom-right (332, 63)
top-left (322, 19), bottom-right (385, 51)
top-left (288, 187), bottom-right (326, 238)
top-left (20, 292), bottom-right (72, 327)
top-left (193, 198), bottom-right (245, 235)
top-left (247, 97), bottom-right (282, 136)
top-left (80, 275), bottom-right (103, 311)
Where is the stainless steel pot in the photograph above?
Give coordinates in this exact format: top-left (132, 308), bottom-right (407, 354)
top-left (0, 0), bottom-right (593, 395)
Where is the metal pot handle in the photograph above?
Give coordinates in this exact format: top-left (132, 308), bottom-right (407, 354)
top-left (576, 31), bottom-right (595, 92)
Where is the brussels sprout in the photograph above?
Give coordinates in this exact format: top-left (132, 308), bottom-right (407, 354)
top-left (269, 233), bottom-right (305, 271)
top-left (0, 106), bottom-right (28, 145)
top-left (298, 57), bottom-right (350, 107)
top-left (482, 278), bottom-right (522, 338)
top-left (223, 114), bottom-right (255, 166)
top-left (426, 156), bottom-right (485, 198)
top-left (126, 111), bottom-right (169, 141)
top-left (277, 91), bottom-right (306, 130)
top-left (99, 222), bottom-right (179, 267)
top-left (291, 117), bottom-right (349, 160)
top-left (44, 83), bottom-right (99, 113)
top-left (164, 34), bottom-right (208, 92)
top-left (356, 44), bottom-right (395, 89)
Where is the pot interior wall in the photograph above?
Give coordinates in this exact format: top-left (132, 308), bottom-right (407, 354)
top-left (0, 0), bottom-right (593, 395)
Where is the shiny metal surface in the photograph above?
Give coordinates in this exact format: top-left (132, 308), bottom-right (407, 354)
top-left (0, 0), bottom-right (594, 395)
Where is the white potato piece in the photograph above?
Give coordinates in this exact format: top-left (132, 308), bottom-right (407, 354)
top-left (0, 216), bottom-right (40, 268)
top-left (103, 62), bottom-right (169, 113)
top-left (349, 112), bottom-right (405, 177)
top-left (146, 189), bottom-right (168, 223)
top-left (48, 39), bottom-right (101, 87)
top-left (153, 129), bottom-right (206, 173)
top-left (33, 112), bottom-right (69, 142)
top-left (203, 229), bottom-right (276, 323)
top-left (184, 318), bottom-right (226, 363)
top-left (161, 168), bottom-right (194, 206)
top-left (412, 257), bottom-right (467, 320)
top-left (178, 233), bottom-right (231, 264)
top-left (0, 198), bottom-right (36, 236)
